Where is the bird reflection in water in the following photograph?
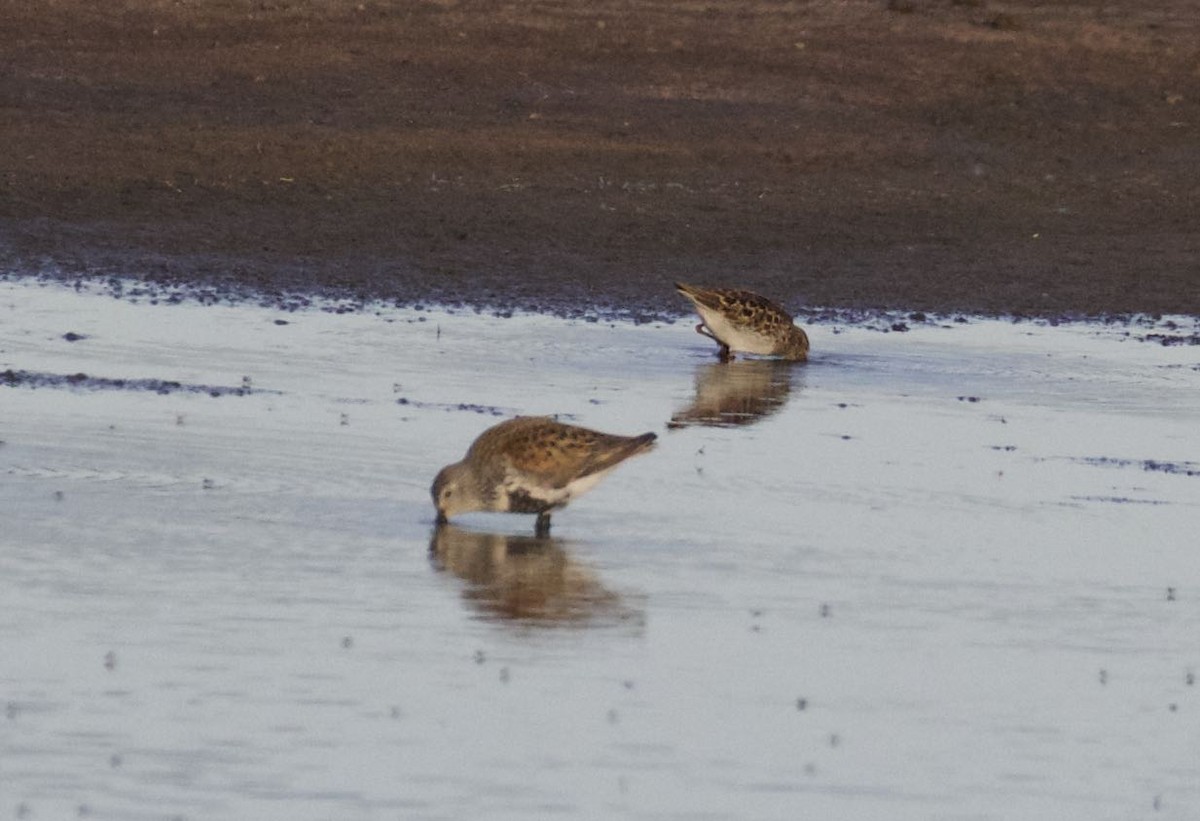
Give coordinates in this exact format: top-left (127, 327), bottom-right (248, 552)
top-left (669, 359), bottom-right (801, 429)
top-left (429, 524), bottom-right (641, 627)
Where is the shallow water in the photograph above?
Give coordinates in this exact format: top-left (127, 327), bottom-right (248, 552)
top-left (2, 279), bottom-right (1199, 820)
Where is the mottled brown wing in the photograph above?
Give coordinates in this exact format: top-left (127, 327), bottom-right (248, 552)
top-left (482, 417), bottom-right (654, 489)
top-left (719, 289), bottom-right (797, 331)
top-left (676, 282), bottom-right (796, 329)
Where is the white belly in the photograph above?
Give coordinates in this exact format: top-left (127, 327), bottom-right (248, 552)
top-left (501, 466), bottom-right (616, 511)
top-left (697, 305), bottom-right (777, 355)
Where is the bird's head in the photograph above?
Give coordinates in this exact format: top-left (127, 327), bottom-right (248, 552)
top-left (431, 461), bottom-right (484, 523)
top-left (784, 326), bottom-right (810, 361)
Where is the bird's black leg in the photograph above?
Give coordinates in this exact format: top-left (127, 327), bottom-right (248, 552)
top-left (695, 323), bottom-right (732, 360)
top-left (535, 512), bottom-right (552, 537)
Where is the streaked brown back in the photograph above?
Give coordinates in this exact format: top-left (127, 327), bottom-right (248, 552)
top-left (471, 416), bottom-right (656, 489)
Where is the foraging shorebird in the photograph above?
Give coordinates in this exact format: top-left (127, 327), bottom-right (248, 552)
top-left (674, 282), bottom-right (809, 362)
top-left (431, 416), bottom-right (657, 535)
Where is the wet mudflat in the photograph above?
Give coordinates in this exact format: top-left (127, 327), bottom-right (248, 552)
top-left (6, 0), bottom-right (1200, 317)
top-left (2, 278), bottom-right (1199, 820)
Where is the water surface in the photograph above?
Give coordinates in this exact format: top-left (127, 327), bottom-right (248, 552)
top-left (3, 280), bottom-right (1199, 820)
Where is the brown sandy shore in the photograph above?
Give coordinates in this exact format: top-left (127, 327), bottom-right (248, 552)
top-left (2, 0), bottom-right (1198, 319)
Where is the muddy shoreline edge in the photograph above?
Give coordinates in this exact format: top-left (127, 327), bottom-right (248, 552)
top-left (6, 270), bottom-right (1200, 349)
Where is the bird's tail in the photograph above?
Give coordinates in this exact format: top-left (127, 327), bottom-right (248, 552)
top-left (631, 432), bottom-right (658, 453)
top-left (674, 281), bottom-right (723, 312)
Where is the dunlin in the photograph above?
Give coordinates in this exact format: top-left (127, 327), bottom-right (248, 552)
top-left (675, 282), bottom-right (809, 361)
top-left (431, 416), bottom-right (656, 534)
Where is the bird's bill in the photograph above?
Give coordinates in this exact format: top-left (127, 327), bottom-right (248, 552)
top-left (435, 509), bottom-right (449, 525)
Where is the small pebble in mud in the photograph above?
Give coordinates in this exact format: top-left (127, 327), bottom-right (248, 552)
top-left (104, 651), bottom-right (117, 671)
top-left (1186, 671), bottom-right (1195, 686)
top-left (341, 636), bottom-right (353, 649)
top-left (796, 698), bottom-right (808, 711)
top-left (829, 733), bottom-right (841, 747)
top-left (390, 706), bottom-right (403, 719)
top-left (623, 680), bottom-right (635, 690)
top-left (340, 413), bottom-right (350, 426)
top-left (474, 649), bottom-right (486, 665)
top-left (957, 396), bottom-right (981, 403)
top-left (202, 478), bottom-right (215, 490)
top-left (176, 414), bottom-right (185, 426)
top-left (273, 319), bottom-right (289, 326)
top-left (1166, 587), bottom-right (1176, 602)
top-left (1098, 669), bottom-right (1108, 685)
top-left (840, 435), bottom-right (852, 440)
top-left (63, 331), bottom-right (87, 342)
top-left (1168, 703), bottom-right (1178, 712)
top-left (820, 603), bottom-right (832, 618)
top-left (890, 322), bottom-right (909, 332)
